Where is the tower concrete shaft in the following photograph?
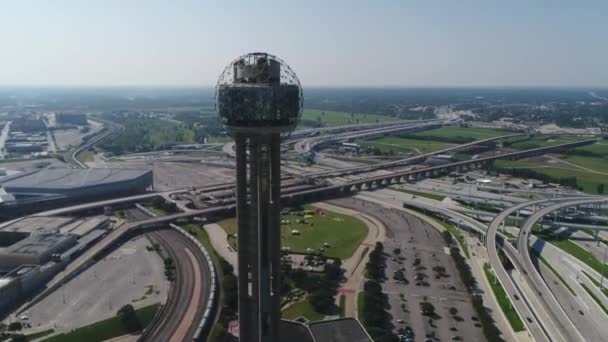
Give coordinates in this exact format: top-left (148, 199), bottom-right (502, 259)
top-left (235, 132), bottom-right (282, 342)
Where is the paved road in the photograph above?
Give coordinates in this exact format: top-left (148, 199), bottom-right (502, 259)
top-left (143, 229), bottom-right (210, 342)
top-left (517, 198), bottom-right (607, 342)
top-left (486, 197), bottom-right (595, 342)
top-left (127, 207), bottom-right (212, 342)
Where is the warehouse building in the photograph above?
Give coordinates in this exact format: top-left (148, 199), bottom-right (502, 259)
top-left (0, 167), bottom-right (153, 217)
top-left (0, 232), bottom-right (76, 269)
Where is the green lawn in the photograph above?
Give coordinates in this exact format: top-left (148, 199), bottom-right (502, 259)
top-left (25, 329), bottom-right (55, 341)
top-left (281, 299), bottom-right (324, 321)
top-left (300, 109), bottom-right (398, 127)
top-left (75, 149), bottom-right (95, 163)
top-left (508, 136), bottom-right (579, 150)
top-left (440, 221), bottom-right (470, 258)
top-left (43, 304), bottom-right (160, 342)
top-left (483, 263), bottom-right (526, 332)
top-left (563, 155), bottom-right (608, 172)
top-left (357, 291), bottom-right (365, 322)
top-left (358, 136), bottom-right (453, 154)
top-left (339, 295), bottom-right (346, 318)
top-left (218, 205), bottom-right (368, 259)
top-left (573, 142), bottom-right (608, 156)
top-left (413, 126), bottom-right (511, 140)
top-left (495, 158), bottom-right (608, 194)
top-left (535, 230), bottom-right (608, 278)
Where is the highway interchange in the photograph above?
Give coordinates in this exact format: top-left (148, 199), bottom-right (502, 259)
top-left (6, 118), bottom-right (608, 341)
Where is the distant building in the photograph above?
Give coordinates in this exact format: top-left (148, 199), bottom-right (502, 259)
top-left (5, 143), bottom-right (44, 154)
top-left (56, 113), bottom-right (88, 126)
top-left (0, 232), bottom-right (76, 269)
top-left (0, 168), bottom-right (153, 217)
top-left (426, 154), bottom-right (454, 165)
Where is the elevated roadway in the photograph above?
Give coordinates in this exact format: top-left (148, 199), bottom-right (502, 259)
top-left (516, 198), bottom-right (608, 342)
top-left (486, 197), bottom-right (598, 342)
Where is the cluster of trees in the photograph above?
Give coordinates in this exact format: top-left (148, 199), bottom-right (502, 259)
top-left (447, 245), bottom-right (504, 342)
top-left (209, 258), bottom-right (238, 342)
top-left (488, 163), bottom-right (578, 189)
top-left (0, 322), bottom-right (27, 341)
top-left (100, 113), bottom-right (196, 155)
top-left (366, 242), bottom-right (386, 280)
top-left (360, 242), bottom-right (399, 342)
top-left (117, 304), bottom-right (143, 333)
top-left (164, 257), bottom-right (176, 282)
top-left (283, 259), bottom-right (345, 315)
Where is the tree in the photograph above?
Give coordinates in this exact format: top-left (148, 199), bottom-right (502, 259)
top-left (7, 322), bottom-right (22, 331)
top-left (393, 248), bottom-right (401, 255)
top-left (117, 304), bottom-right (142, 333)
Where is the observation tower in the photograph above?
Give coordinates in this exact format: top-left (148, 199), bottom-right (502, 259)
top-left (216, 52), bottom-right (303, 342)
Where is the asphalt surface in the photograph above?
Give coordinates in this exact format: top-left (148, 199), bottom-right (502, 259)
top-left (331, 197), bottom-right (485, 342)
top-left (517, 198), bottom-right (607, 342)
top-left (127, 208), bottom-right (212, 342)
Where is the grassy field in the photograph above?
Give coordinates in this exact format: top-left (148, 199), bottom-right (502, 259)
top-left (413, 126), bottom-right (511, 140)
top-left (218, 204), bottom-right (368, 259)
top-left (440, 221), bottom-right (470, 258)
top-left (483, 263), bottom-right (526, 332)
top-left (339, 295), bottom-right (346, 318)
top-left (494, 158), bottom-right (608, 194)
top-left (43, 304), bottom-right (159, 342)
top-left (535, 230), bottom-right (608, 277)
top-left (508, 135), bottom-right (579, 150)
top-left (573, 141), bottom-right (608, 156)
top-left (25, 329), bottom-right (55, 341)
top-left (281, 299), bottom-right (324, 321)
top-left (75, 149), bottom-right (95, 163)
top-left (358, 136), bottom-right (453, 155)
top-left (300, 109), bottom-right (398, 127)
top-left (357, 291), bottom-right (365, 322)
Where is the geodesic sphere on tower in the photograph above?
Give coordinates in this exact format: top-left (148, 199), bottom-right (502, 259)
top-left (215, 52), bottom-right (303, 136)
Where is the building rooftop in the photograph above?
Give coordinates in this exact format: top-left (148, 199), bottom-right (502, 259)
top-left (0, 232), bottom-right (73, 256)
top-left (308, 319), bottom-right (372, 342)
top-left (279, 319), bottom-right (372, 342)
top-left (2, 168), bottom-right (151, 191)
top-left (0, 216), bottom-right (75, 234)
top-left (0, 277), bottom-right (13, 289)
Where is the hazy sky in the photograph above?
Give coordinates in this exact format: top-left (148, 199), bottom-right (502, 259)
top-left (1, 0), bottom-right (606, 87)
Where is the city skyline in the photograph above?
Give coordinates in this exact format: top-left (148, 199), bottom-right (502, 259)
top-left (1, 0), bottom-right (607, 87)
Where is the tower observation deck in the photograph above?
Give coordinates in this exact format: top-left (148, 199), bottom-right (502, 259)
top-left (216, 52), bottom-right (303, 342)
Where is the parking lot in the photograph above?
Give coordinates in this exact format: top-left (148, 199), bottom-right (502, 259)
top-left (332, 198), bottom-right (485, 342)
top-left (21, 235), bottom-right (168, 332)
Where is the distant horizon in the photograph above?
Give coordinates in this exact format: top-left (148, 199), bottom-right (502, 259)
top-left (0, 84), bottom-right (607, 90)
top-left (2, 1), bottom-right (607, 87)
